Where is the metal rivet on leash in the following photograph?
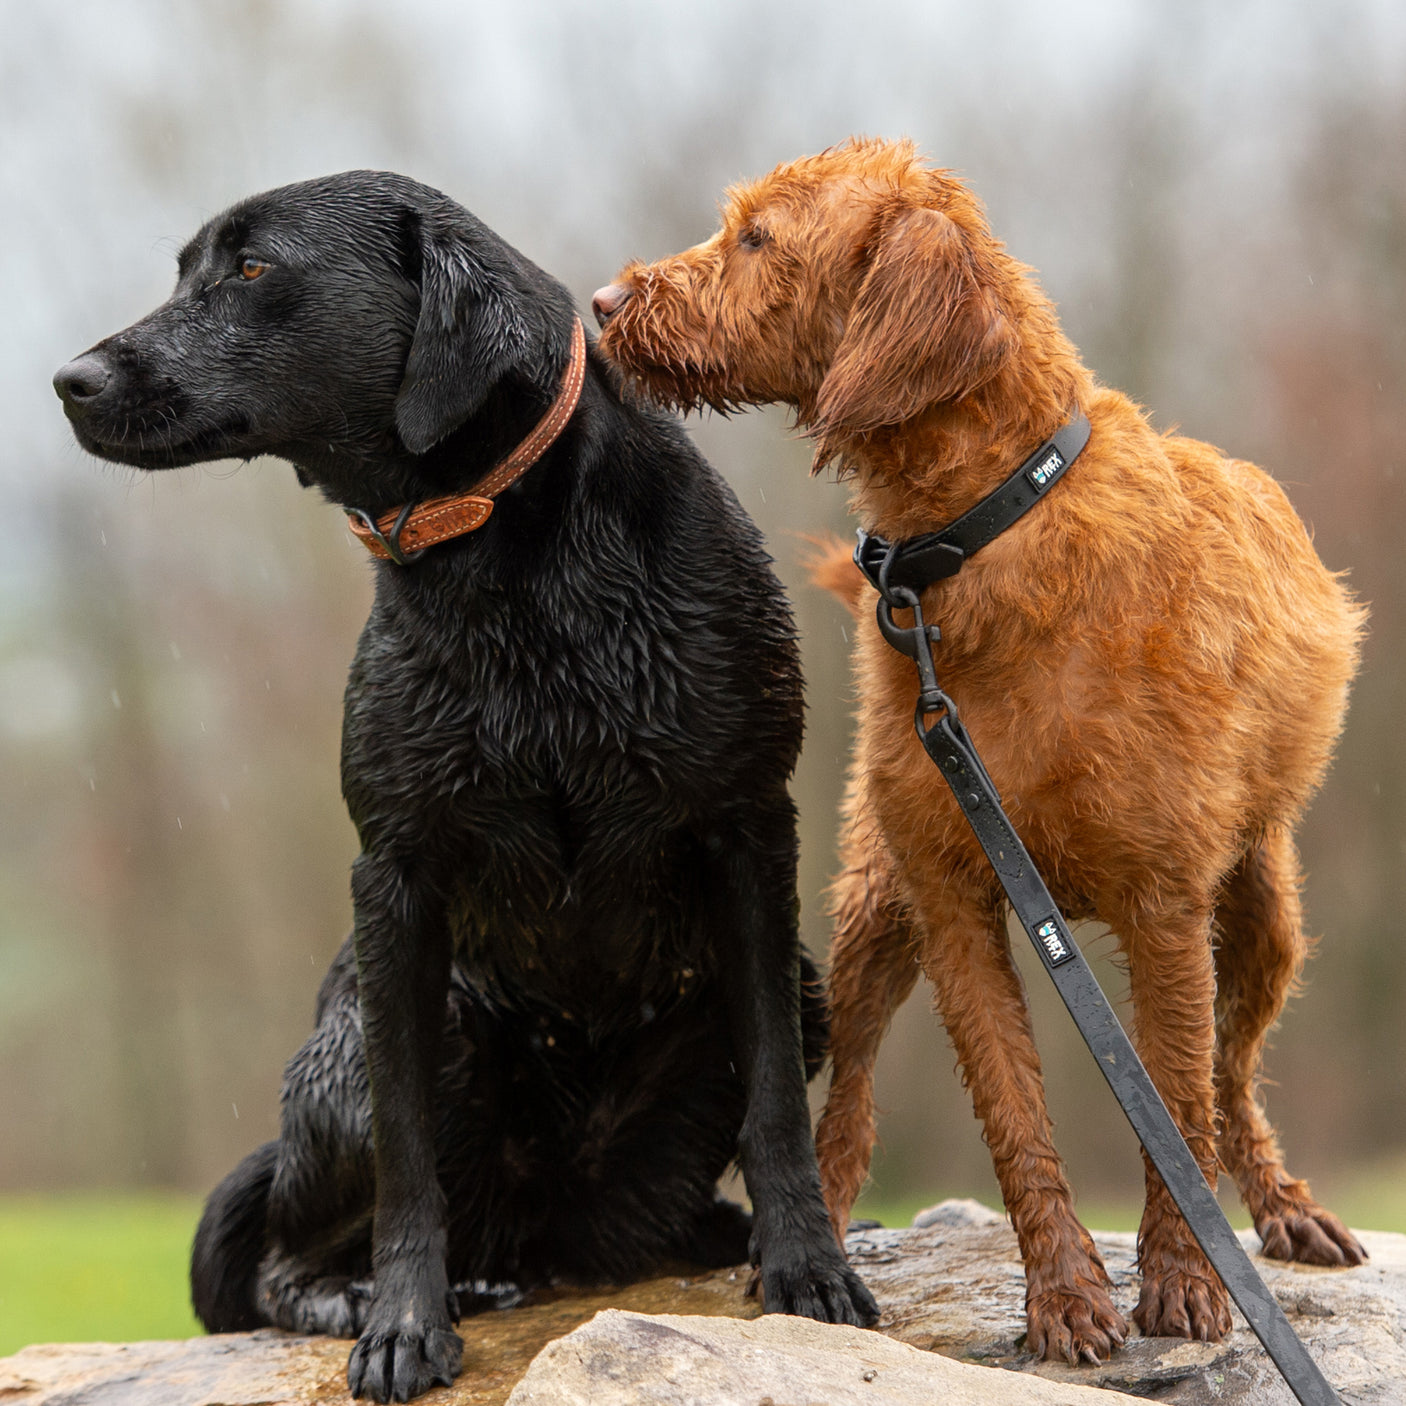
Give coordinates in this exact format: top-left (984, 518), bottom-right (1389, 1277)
top-left (856, 412), bottom-right (1342, 1406)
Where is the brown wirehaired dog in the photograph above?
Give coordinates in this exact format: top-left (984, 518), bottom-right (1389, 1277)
top-left (593, 137), bottom-right (1367, 1365)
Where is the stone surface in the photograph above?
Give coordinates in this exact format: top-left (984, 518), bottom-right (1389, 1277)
top-left (850, 1199), bottom-right (1403, 1405)
top-left (506, 1308), bottom-right (1148, 1405)
top-left (1, 1201), bottom-right (1398, 1404)
top-left (0, 1269), bottom-right (757, 1406)
top-left (0, 1334), bottom-right (352, 1406)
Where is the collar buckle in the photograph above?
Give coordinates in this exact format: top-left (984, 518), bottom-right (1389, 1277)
top-left (348, 503), bottom-right (426, 566)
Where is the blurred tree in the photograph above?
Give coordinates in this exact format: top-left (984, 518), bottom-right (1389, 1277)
top-left (1244, 85), bottom-right (1406, 1165)
top-left (1, 0), bottom-right (1402, 1217)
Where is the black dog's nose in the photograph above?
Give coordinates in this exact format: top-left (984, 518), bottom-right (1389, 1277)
top-left (53, 355), bottom-right (112, 407)
top-left (591, 283), bottom-right (632, 327)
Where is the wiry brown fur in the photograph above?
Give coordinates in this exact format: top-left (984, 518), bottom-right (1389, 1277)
top-left (596, 137), bottom-right (1368, 1365)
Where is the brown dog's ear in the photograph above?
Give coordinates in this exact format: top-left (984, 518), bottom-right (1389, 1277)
top-left (811, 205), bottom-right (1013, 464)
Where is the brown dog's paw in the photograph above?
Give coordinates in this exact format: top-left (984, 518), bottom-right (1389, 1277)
top-left (1132, 1265), bottom-right (1232, 1342)
top-left (1026, 1286), bottom-right (1128, 1364)
top-left (1257, 1205), bottom-right (1367, 1267)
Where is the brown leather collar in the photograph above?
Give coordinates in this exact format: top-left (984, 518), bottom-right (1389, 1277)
top-left (347, 315), bottom-right (588, 564)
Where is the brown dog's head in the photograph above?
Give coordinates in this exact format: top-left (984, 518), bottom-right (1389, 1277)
top-left (594, 138), bottom-right (1021, 468)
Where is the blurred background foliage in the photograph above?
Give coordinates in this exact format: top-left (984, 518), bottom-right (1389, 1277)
top-left (2, 0), bottom-right (1405, 1343)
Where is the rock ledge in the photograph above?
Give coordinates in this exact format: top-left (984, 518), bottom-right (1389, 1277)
top-left (1, 1201), bottom-right (1397, 1404)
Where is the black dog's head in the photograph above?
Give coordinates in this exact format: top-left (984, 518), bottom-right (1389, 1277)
top-left (54, 172), bottom-right (576, 510)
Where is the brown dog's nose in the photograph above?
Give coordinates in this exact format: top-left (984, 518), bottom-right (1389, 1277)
top-left (591, 283), bottom-right (632, 327)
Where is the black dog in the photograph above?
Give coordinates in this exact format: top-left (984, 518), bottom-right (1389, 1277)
top-left (54, 173), bottom-right (877, 1401)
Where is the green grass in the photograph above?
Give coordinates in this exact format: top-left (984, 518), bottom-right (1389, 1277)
top-left (1312, 1156), bottom-right (1406, 1236)
top-left (0, 1194), bottom-right (203, 1356)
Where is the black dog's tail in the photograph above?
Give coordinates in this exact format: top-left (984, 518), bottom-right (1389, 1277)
top-left (190, 1140), bottom-right (278, 1332)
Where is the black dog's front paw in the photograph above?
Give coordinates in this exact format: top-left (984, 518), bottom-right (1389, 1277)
top-left (759, 1244), bottom-right (880, 1328)
top-left (347, 1320), bottom-right (463, 1403)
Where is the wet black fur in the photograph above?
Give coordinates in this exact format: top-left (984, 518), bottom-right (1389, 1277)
top-left (56, 173), bottom-right (877, 1402)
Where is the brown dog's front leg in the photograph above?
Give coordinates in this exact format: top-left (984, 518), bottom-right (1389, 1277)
top-left (345, 850), bottom-right (462, 1403)
top-left (1124, 905), bottom-right (1232, 1344)
top-left (914, 879), bottom-right (1126, 1365)
top-left (706, 803), bottom-right (880, 1329)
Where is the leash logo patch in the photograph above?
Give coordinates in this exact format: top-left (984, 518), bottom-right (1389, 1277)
top-left (1036, 918), bottom-right (1073, 966)
top-left (1027, 446), bottom-right (1065, 490)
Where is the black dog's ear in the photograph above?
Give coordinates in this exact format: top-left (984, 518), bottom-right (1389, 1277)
top-left (394, 208), bottom-right (533, 455)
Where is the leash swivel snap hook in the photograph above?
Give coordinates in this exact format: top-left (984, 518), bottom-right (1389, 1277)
top-left (875, 586), bottom-right (944, 711)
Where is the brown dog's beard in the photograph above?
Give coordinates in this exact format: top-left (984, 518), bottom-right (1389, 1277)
top-left (596, 258), bottom-right (778, 417)
top-left (604, 349), bottom-right (747, 418)
top-left (600, 299), bottom-right (845, 467)
top-left (599, 338), bottom-right (773, 419)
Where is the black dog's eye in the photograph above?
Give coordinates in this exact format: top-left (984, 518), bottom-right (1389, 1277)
top-left (738, 226), bottom-right (770, 251)
top-left (239, 257), bottom-right (271, 281)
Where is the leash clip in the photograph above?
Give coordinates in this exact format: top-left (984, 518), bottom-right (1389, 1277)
top-left (857, 530), bottom-right (947, 713)
top-left (875, 586), bottom-right (945, 714)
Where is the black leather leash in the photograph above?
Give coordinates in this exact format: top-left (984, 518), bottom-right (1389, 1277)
top-left (856, 416), bottom-right (1342, 1406)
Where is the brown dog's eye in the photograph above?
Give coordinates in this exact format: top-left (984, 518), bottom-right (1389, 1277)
top-left (738, 227), bottom-right (769, 251)
top-left (239, 257), bottom-right (271, 281)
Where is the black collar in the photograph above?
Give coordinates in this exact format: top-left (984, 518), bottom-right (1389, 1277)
top-left (854, 413), bottom-right (1091, 599)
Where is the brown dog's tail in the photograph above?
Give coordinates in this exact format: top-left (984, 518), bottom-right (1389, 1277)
top-left (800, 534), bottom-right (869, 619)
